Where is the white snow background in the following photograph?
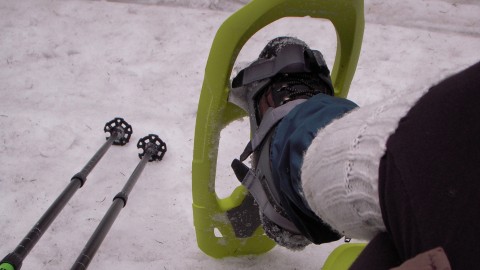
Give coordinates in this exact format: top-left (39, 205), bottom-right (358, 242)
top-left (1, 0), bottom-right (479, 269)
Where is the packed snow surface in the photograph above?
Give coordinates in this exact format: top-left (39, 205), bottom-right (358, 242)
top-left (1, 0), bottom-right (479, 269)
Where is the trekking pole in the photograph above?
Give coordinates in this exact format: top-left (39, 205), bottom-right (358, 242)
top-left (71, 134), bottom-right (167, 270)
top-left (0, 118), bottom-right (132, 270)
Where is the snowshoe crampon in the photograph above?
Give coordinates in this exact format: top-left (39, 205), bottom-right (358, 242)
top-left (192, 0), bottom-right (365, 259)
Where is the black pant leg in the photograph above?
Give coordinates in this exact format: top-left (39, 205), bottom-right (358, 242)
top-left (349, 232), bottom-right (401, 270)
top-left (379, 61), bottom-right (480, 269)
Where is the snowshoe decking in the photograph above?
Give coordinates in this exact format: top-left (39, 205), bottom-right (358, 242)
top-left (192, 0), bottom-right (365, 260)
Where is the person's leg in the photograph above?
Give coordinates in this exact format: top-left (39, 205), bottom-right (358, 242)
top-left (378, 61), bottom-right (480, 269)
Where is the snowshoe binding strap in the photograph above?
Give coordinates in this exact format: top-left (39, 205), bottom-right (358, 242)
top-left (231, 159), bottom-right (302, 235)
top-left (231, 44), bottom-right (333, 94)
top-left (231, 130), bottom-right (304, 237)
top-left (238, 99), bottom-right (307, 161)
top-left (228, 41), bottom-right (336, 241)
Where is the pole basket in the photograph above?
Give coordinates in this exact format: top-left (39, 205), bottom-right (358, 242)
top-left (104, 117), bottom-right (133, 146)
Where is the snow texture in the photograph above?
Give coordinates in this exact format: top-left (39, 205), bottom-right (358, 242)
top-left (0, 0), bottom-right (479, 269)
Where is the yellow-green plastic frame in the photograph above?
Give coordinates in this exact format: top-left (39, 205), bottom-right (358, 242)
top-left (192, 0), bottom-right (364, 258)
top-left (322, 243), bottom-right (367, 269)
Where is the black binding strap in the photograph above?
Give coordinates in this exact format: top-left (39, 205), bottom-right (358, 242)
top-left (231, 159), bottom-right (301, 234)
top-left (232, 44), bottom-right (331, 90)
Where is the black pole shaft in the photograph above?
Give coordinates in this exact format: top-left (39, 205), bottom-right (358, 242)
top-left (71, 152), bottom-right (152, 270)
top-left (73, 134), bottom-right (120, 186)
top-left (1, 133), bottom-right (121, 270)
top-left (13, 179), bottom-right (81, 259)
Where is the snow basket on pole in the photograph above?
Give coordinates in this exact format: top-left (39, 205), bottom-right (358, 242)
top-left (192, 0), bottom-right (365, 258)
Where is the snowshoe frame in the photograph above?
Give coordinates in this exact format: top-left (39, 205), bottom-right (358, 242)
top-left (192, 0), bottom-right (365, 259)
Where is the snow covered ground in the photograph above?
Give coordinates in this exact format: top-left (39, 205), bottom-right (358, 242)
top-left (0, 0), bottom-right (479, 269)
